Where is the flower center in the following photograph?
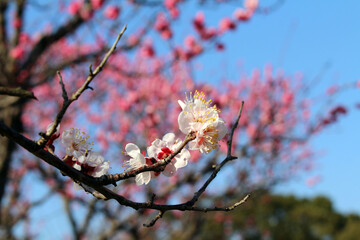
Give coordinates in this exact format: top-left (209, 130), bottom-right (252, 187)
top-left (157, 147), bottom-right (173, 159)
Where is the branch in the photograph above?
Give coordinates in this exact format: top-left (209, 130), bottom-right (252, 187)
top-left (0, 86), bottom-right (37, 100)
top-left (36, 25), bottom-right (127, 147)
top-left (0, 117), bottom-right (249, 226)
top-left (96, 132), bottom-right (196, 186)
top-left (20, 13), bottom-right (85, 72)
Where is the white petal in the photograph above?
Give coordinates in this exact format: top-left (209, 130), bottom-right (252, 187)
top-left (174, 149), bottom-right (190, 169)
top-left (162, 133), bottom-right (175, 144)
top-left (93, 162), bottom-right (109, 177)
top-left (178, 100), bottom-right (186, 110)
top-left (147, 145), bottom-right (158, 159)
top-left (77, 155), bottom-right (85, 164)
top-left (135, 172), bottom-right (151, 185)
top-left (216, 120), bottom-right (228, 139)
top-left (74, 163), bottom-right (81, 171)
top-left (178, 112), bottom-right (191, 134)
top-left (163, 163), bottom-right (176, 177)
top-left (125, 143), bottom-right (140, 158)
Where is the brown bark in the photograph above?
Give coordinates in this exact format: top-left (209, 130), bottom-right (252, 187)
top-left (0, 96), bottom-right (23, 221)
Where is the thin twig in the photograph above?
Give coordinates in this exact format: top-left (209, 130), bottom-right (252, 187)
top-left (57, 71), bottom-right (68, 101)
top-left (227, 101), bottom-right (245, 157)
top-left (143, 211), bottom-right (164, 227)
top-left (36, 25), bottom-right (127, 147)
top-left (0, 86), bottom-right (37, 100)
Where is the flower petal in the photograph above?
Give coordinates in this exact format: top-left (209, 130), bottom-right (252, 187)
top-left (162, 132), bottom-right (175, 144)
top-left (163, 163), bottom-right (176, 177)
top-left (174, 149), bottom-right (190, 169)
top-left (125, 143), bottom-right (140, 158)
top-left (178, 100), bottom-right (186, 110)
top-left (135, 172), bottom-right (151, 185)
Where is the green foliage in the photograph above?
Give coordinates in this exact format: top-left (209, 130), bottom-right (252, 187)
top-left (190, 191), bottom-right (359, 240)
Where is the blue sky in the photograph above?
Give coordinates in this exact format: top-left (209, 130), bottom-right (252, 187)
top-left (196, 0), bottom-right (360, 214)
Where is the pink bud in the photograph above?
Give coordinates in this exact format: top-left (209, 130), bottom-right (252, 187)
top-left (104, 5), bottom-right (120, 19)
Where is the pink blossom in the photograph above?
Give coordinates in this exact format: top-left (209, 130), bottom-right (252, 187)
top-left (13, 18), bottom-right (22, 28)
top-left (282, 92), bottom-right (293, 105)
top-left (219, 17), bottom-right (236, 33)
top-left (184, 35), bottom-right (196, 49)
top-left (68, 1), bottom-right (82, 15)
top-left (244, 0), bottom-right (259, 11)
top-left (233, 8), bottom-right (252, 21)
top-left (141, 42), bottom-right (155, 58)
top-left (91, 0), bottom-right (104, 10)
top-left (193, 11), bottom-right (205, 31)
top-left (127, 34), bottom-right (139, 46)
top-left (169, 7), bottom-right (179, 19)
top-left (10, 45), bottom-right (25, 59)
top-left (80, 8), bottom-right (93, 20)
top-left (164, 0), bottom-right (177, 9)
top-left (104, 5), bottom-right (120, 19)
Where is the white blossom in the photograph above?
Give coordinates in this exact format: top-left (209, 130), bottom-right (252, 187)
top-left (178, 91), bottom-right (227, 153)
top-left (147, 133), bottom-right (190, 177)
top-left (75, 151), bottom-right (109, 177)
top-left (125, 143), bottom-right (151, 185)
top-left (61, 128), bottom-right (92, 158)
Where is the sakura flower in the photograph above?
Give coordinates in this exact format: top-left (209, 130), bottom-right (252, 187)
top-left (75, 151), bottom-right (109, 177)
top-left (125, 143), bottom-right (151, 185)
top-left (61, 128), bottom-right (92, 158)
top-left (147, 133), bottom-right (190, 177)
top-left (178, 91), bottom-right (227, 153)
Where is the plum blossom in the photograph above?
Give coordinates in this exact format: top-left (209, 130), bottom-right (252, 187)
top-left (104, 5), bottom-right (120, 19)
top-left (125, 143), bottom-right (151, 185)
top-left (178, 91), bottom-right (228, 153)
top-left (61, 128), bottom-right (92, 158)
top-left (147, 133), bottom-right (190, 177)
top-left (74, 151), bottom-right (109, 177)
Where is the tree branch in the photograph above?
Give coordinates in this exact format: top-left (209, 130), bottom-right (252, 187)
top-left (0, 86), bottom-right (37, 99)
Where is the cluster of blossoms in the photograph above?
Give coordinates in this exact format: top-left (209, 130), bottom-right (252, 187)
top-left (125, 91), bottom-right (228, 185)
top-left (51, 91), bottom-right (226, 187)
